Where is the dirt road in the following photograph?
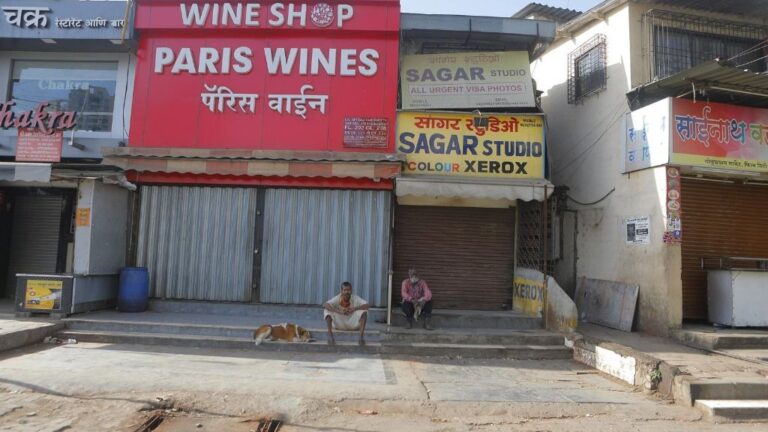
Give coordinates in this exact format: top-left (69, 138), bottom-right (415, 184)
top-left (0, 343), bottom-right (763, 431)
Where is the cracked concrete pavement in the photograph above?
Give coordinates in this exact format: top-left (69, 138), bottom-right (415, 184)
top-left (0, 342), bottom-right (764, 431)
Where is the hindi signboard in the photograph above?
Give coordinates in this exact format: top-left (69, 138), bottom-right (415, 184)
top-left (671, 98), bottom-right (768, 172)
top-left (0, 0), bottom-right (129, 40)
top-left (343, 117), bottom-right (388, 148)
top-left (400, 51), bottom-right (535, 110)
top-left (397, 111), bottom-right (545, 179)
top-left (624, 98), bottom-right (671, 173)
top-left (130, 0), bottom-right (400, 152)
top-left (15, 129), bottom-right (63, 162)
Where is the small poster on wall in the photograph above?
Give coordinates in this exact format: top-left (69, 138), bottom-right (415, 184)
top-left (625, 216), bottom-right (650, 245)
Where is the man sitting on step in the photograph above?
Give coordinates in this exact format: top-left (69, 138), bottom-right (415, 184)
top-left (401, 268), bottom-right (434, 330)
top-left (323, 281), bottom-right (369, 346)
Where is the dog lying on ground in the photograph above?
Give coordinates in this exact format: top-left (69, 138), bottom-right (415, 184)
top-left (254, 323), bottom-right (313, 345)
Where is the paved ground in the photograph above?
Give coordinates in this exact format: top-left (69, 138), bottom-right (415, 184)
top-left (0, 342), bottom-right (765, 431)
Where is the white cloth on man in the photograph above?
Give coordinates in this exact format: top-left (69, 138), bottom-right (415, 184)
top-left (323, 294), bottom-right (368, 330)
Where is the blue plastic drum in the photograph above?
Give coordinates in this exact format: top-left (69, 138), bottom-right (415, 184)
top-left (118, 267), bottom-right (149, 312)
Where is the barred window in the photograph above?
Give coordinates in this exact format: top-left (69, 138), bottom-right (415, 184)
top-left (644, 10), bottom-right (767, 82)
top-left (567, 34), bottom-right (607, 104)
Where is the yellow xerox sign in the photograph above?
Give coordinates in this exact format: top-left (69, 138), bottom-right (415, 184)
top-left (513, 268), bottom-right (545, 318)
top-left (397, 111), bottom-right (545, 179)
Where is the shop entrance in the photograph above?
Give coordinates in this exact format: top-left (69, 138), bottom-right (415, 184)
top-left (0, 188), bottom-right (75, 299)
top-left (681, 178), bottom-right (768, 320)
top-left (393, 205), bottom-right (516, 310)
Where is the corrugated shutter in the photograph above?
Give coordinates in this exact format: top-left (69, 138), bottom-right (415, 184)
top-left (260, 189), bottom-right (391, 306)
top-left (681, 178), bottom-right (768, 319)
top-left (393, 206), bottom-right (516, 310)
top-left (7, 195), bottom-right (64, 284)
top-left (137, 186), bottom-right (257, 302)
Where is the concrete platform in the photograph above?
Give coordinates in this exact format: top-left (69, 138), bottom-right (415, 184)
top-left (570, 323), bottom-right (768, 422)
top-left (56, 330), bottom-right (381, 354)
top-left (0, 318), bottom-right (63, 353)
top-left (673, 325), bottom-right (768, 350)
top-left (57, 303), bottom-right (565, 359)
top-left (680, 378), bottom-right (768, 405)
top-left (390, 308), bottom-right (542, 329)
top-left (63, 310), bottom-right (386, 343)
top-left (385, 327), bottom-right (564, 346)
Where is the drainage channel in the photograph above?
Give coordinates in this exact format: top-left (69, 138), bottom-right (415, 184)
top-left (134, 412), bottom-right (165, 432)
top-left (134, 411), bottom-right (282, 432)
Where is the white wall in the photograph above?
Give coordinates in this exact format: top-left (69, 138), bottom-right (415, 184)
top-left (532, 4), bottom-right (679, 334)
top-left (533, 1), bottom-right (766, 334)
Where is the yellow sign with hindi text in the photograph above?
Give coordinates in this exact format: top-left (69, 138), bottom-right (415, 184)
top-left (397, 111), bottom-right (545, 179)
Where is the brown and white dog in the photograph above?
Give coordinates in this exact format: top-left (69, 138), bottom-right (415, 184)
top-left (254, 323), bottom-right (312, 345)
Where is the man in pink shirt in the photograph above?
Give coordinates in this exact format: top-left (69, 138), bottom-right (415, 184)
top-left (401, 268), bottom-right (434, 330)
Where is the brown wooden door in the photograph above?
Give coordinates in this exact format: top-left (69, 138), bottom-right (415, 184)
top-left (681, 178), bottom-right (768, 320)
top-left (393, 205), bottom-right (515, 310)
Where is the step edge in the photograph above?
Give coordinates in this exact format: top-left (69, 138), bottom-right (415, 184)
top-left (57, 330), bottom-right (381, 347)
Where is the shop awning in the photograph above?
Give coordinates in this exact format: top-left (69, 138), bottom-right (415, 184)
top-left (627, 60), bottom-right (768, 110)
top-left (102, 148), bottom-right (403, 180)
top-left (0, 162), bottom-right (52, 183)
top-left (395, 177), bottom-right (553, 202)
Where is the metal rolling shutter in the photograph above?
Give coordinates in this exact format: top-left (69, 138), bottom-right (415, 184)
top-left (6, 195), bottom-right (65, 285)
top-left (681, 178), bottom-right (768, 320)
top-left (136, 186), bottom-right (258, 302)
top-left (393, 206), bottom-right (515, 310)
top-left (260, 189), bottom-right (391, 306)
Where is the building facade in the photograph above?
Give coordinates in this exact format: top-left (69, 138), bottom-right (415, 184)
top-left (395, 14), bottom-right (556, 313)
top-left (106, 0), bottom-right (401, 307)
top-left (531, 0), bottom-right (768, 334)
top-left (0, 0), bottom-right (135, 314)
top-left (100, 2), bottom-right (562, 319)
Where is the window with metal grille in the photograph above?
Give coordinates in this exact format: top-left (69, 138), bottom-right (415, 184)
top-left (567, 34), bottom-right (607, 104)
top-left (644, 10), bottom-right (768, 82)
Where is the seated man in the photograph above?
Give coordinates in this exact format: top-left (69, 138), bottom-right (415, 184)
top-left (323, 281), bottom-right (369, 346)
top-left (401, 268), bottom-right (434, 330)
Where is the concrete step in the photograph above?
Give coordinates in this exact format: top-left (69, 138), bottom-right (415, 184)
top-left (0, 321), bottom-right (64, 353)
top-left (381, 342), bottom-right (572, 359)
top-left (148, 300), bottom-right (541, 330)
top-left (673, 328), bottom-right (768, 350)
top-left (390, 310), bottom-right (542, 330)
top-left (695, 399), bottom-right (768, 422)
top-left (148, 300), bottom-right (388, 322)
top-left (55, 330), bottom-right (571, 359)
top-left (384, 328), bottom-right (564, 346)
top-left (56, 330), bottom-right (379, 354)
top-left (62, 319), bottom-right (380, 343)
top-left (678, 378), bottom-right (768, 406)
